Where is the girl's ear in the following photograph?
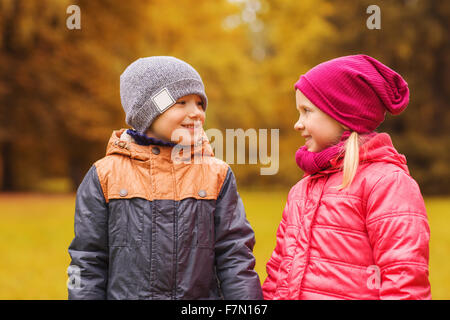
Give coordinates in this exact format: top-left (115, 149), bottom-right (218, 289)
top-left (342, 124), bottom-right (350, 130)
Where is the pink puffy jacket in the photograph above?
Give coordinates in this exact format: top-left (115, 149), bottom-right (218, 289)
top-left (263, 133), bottom-right (431, 300)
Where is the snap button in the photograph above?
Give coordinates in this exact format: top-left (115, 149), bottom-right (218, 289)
top-left (118, 141), bottom-right (127, 148)
top-left (151, 147), bottom-right (160, 155)
top-left (198, 190), bottom-right (207, 198)
top-left (119, 189), bottom-right (128, 197)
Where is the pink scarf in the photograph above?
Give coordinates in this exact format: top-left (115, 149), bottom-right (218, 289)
top-left (295, 131), bottom-right (351, 174)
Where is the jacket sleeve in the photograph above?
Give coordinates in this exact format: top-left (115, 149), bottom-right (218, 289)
top-left (262, 191), bottom-right (289, 300)
top-left (214, 168), bottom-right (263, 300)
top-left (68, 165), bottom-right (109, 300)
top-left (366, 171), bottom-right (431, 300)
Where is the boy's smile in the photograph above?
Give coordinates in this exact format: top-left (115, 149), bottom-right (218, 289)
top-left (146, 94), bottom-right (206, 145)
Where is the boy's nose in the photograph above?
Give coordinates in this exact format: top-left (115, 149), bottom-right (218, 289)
top-left (188, 103), bottom-right (203, 118)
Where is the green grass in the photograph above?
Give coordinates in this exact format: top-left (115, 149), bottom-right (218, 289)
top-left (0, 192), bottom-right (448, 299)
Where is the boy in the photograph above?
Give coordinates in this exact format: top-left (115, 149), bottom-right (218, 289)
top-left (68, 56), bottom-right (262, 300)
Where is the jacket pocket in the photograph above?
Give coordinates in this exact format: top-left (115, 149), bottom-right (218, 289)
top-left (197, 200), bottom-right (215, 249)
top-left (182, 199), bottom-right (215, 249)
top-left (108, 199), bottom-right (144, 247)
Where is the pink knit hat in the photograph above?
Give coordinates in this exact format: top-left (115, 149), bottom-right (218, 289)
top-left (294, 54), bottom-right (409, 133)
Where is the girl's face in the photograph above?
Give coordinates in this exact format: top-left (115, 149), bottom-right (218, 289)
top-left (146, 94), bottom-right (205, 145)
top-left (294, 89), bottom-right (346, 152)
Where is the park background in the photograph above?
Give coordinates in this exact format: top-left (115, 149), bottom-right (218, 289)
top-left (0, 0), bottom-right (449, 299)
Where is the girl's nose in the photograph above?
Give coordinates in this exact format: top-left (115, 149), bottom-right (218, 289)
top-left (294, 119), bottom-right (304, 131)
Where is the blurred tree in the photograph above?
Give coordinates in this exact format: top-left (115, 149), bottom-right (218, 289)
top-left (0, 0), bottom-right (252, 191)
top-left (0, 0), bottom-right (448, 194)
top-left (321, 0), bottom-right (450, 194)
top-left (0, 0), bottom-right (149, 190)
top-left (241, 0), bottom-right (339, 187)
top-left (241, 0), bottom-right (450, 194)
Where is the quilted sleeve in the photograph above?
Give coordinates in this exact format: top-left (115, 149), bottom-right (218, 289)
top-left (366, 170), bottom-right (431, 300)
top-left (214, 168), bottom-right (263, 300)
top-left (68, 165), bottom-right (109, 299)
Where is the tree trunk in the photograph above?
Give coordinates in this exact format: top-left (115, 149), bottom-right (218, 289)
top-left (0, 141), bottom-right (14, 191)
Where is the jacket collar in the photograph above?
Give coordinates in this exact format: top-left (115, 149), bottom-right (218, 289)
top-left (306, 132), bottom-right (408, 179)
top-left (105, 128), bottom-right (215, 162)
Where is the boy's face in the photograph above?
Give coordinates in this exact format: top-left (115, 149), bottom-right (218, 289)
top-left (294, 89), bottom-right (346, 152)
top-left (146, 94), bottom-right (205, 145)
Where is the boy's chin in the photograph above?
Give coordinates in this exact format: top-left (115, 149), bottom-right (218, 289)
top-left (172, 134), bottom-right (197, 146)
top-left (170, 127), bottom-right (204, 146)
top-left (176, 140), bottom-right (195, 146)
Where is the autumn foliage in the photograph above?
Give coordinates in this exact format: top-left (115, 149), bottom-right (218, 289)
top-left (0, 0), bottom-right (448, 194)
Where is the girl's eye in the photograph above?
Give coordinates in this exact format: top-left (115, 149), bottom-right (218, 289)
top-left (197, 101), bottom-right (204, 107)
top-left (299, 107), bottom-right (310, 114)
top-left (176, 100), bottom-right (186, 105)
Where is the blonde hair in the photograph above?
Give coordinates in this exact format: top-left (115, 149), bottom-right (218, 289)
top-left (337, 131), bottom-right (360, 190)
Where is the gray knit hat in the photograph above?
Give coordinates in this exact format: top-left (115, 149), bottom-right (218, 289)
top-left (120, 56), bottom-right (208, 133)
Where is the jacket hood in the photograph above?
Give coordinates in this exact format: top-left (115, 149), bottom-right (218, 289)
top-left (105, 128), bottom-right (214, 162)
top-left (321, 132), bottom-right (409, 176)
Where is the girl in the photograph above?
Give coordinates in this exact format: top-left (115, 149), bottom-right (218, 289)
top-left (263, 54), bottom-right (431, 300)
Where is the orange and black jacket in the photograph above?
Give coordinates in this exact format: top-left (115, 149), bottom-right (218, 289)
top-left (68, 129), bottom-right (263, 299)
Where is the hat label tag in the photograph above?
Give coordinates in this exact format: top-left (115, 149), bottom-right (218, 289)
top-left (151, 87), bottom-right (175, 112)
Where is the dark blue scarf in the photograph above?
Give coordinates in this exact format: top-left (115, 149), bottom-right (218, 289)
top-left (126, 129), bottom-right (177, 147)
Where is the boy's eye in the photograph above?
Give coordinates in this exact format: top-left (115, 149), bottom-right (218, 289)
top-left (176, 100), bottom-right (186, 105)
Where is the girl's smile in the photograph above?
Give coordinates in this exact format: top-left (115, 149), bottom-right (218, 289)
top-left (294, 89), bottom-right (346, 152)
